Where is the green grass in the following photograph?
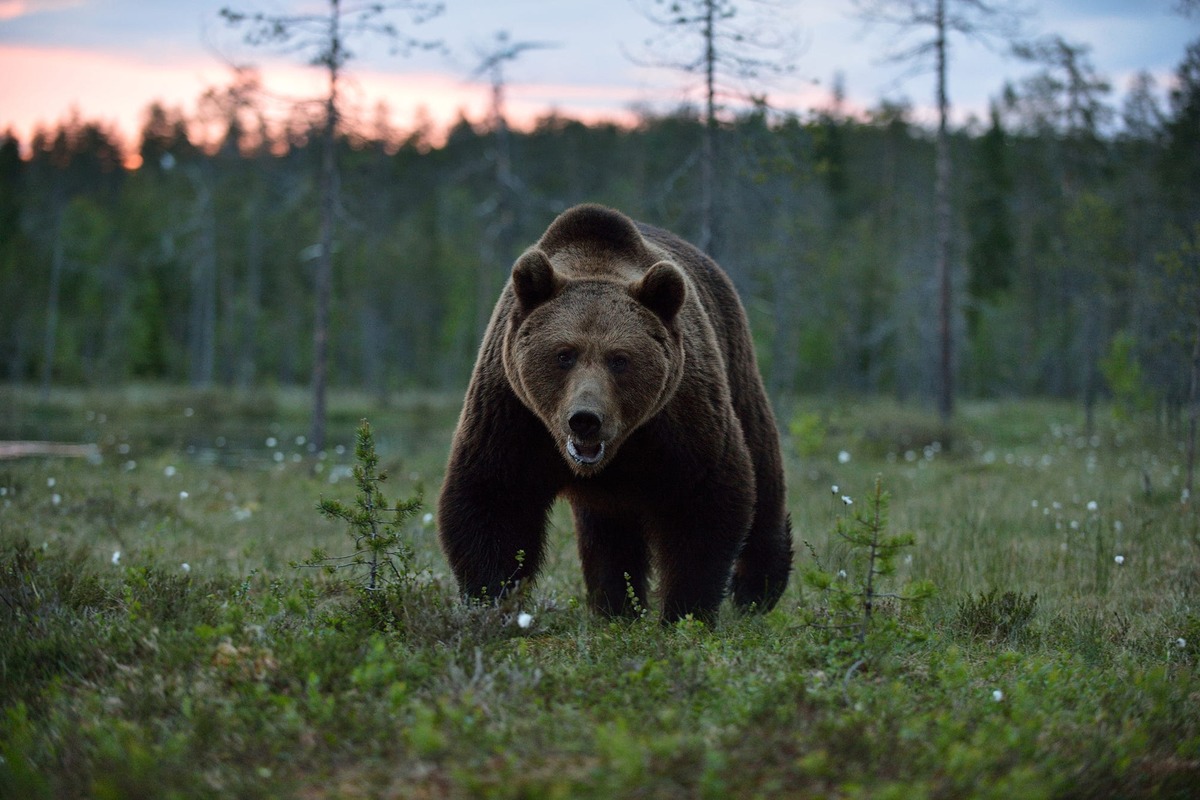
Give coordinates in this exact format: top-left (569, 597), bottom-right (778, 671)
top-left (1, 387), bottom-right (1198, 798)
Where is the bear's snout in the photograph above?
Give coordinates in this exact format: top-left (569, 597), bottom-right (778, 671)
top-left (565, 408), bottom-right (607, 467)
top-left (568, 410), bottom-right (603, 440)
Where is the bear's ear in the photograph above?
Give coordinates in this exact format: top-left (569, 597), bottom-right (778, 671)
top-left (632, 261), bottom-right (686, 324)
top-left (512, 249), bottom-right (560, 311)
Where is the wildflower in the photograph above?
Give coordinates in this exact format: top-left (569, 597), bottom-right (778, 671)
top-left (1086, 500), bottom-right (1098, 512)
top-left (181, 563), bottom-right (191, 573)
top-left (841, 495), bottom-right (853, 506)
top-left (1183, 488), bottom-right (1191, 504)
top-left (164, 465), bottom-right (177, 477)
top-left (1177, 638), bottom-right (1187, 649)
top-left (837, 569), bottom-right (847, 579)
top-left (422, 512), bottom-right (434, 525)
top-left (273, 452), bottom-right (284, 463)
top-left (111, 550), bottom-right (121, 566)
top-left (1031, 500), bottom-right (1039, 508)
top-left (992, 690), bottom-right (1004, 702)
top-left (831, 484), bottom-right (839, 495)
top-left (184, 407), bottom-right (194, 417)
top-left (516, 612), bottom-right (533, 629)
top-left (47, 477), bottom-right (56, 488)
top-left (295, 435), bottom-right (306, 446)
top-left (180, 491), bottom-right (189, 500)
top-left (123, 460), bottom-right (137, 472)
top-left (51, 493), bottom-right (62, 506)
top-left (266, 436), bottom-right (278, 448)
top-left (1114, 555), bottom-right (1125, 565)
top-left (838, 450), bottom-right (851, 464)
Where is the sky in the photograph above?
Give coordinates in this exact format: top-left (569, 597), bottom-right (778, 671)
top-left (1, 0), bottom-right (1197, 160)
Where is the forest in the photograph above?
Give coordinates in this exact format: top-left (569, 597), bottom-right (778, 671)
top-left (1, 23), bottom-right (1199, 424)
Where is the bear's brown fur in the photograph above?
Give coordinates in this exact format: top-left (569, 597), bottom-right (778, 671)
top-left (438, 204), bottom-right (792, 622)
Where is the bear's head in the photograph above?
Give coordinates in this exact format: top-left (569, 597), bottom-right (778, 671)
top-left (502, 207), bottom-right (686, 476)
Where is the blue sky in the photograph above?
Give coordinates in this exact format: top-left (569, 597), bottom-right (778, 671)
top-left (1, 0), bottom-right (1197, 152)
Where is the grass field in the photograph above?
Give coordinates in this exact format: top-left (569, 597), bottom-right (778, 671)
top-left (1, 386), bottom-right (1198, 798)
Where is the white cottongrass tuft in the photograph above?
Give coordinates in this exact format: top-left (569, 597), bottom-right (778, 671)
top-left (111, 550), bottom-right (121, 566)
top-left (1114, 555), bottom-right (1125, 565)
top-left (838, 450), bottom-right (851, 464)
top-left (164, 465), bottom-right (177, 477)
top-left (841, 495), bottom-right (853, 506)
top-left (992, 689), bottom-right (1004, 702)
top-left (1087, 500), bottom-right (1099, 512)
top-left (516, 612), bottom-right (533, 629)
top-left (181, 563), bottom-right (191, 573)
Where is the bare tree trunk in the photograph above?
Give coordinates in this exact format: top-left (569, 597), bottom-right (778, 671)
top-left (934, 0), bottom-right (954, 423)
top-left (699, 0), bottom-right (717, 256)
top-left (1187, 308), bottom-right (1199, 500)
top-left (310, 1), bottom-right (342, 453)
top-left (189, 174), bottom-right (217, 388)
top-left (238, 200), bottom-right (263, 391)
top-left (40, 219), bottom-right (64, 402)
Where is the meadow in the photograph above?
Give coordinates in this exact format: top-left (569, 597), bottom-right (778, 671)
top-left (1, 386), bottom-right (1197, 798)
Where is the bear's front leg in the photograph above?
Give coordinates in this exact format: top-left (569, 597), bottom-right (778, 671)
top-left (437, 393), bottom-right (563, 603)
top-left (572, 506), bottom-right (650, 618)
top-left (439, 470), bottom-right (556, 602)
top-left (652, 467), bottom-right (756, 624)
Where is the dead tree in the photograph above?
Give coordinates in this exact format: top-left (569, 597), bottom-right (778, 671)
top-left (855, 0), bottom-right (1027, 424)
top-left (221, 0), bottom-right (442, 450)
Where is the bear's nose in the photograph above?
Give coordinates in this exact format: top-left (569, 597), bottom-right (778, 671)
top-left (568, 410), bottom-right (602, 440)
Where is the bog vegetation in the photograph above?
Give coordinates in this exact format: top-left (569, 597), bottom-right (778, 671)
top-left (1, 387), bottom-right (1197, 797)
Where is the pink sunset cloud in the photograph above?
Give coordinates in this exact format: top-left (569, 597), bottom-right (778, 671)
top-left (0, 42), bottom-right (654, 165)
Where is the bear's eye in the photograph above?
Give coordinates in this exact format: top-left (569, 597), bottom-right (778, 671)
top-left (556, 349), bottom-right (577, 369)
top-left (608, 355), bottom-right (629, 374)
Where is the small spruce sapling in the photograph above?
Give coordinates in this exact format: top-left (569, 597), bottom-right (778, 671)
top-left (304, 420), bottom-right (422, 592)
top-left (804, 476), bottom-right (934, 690)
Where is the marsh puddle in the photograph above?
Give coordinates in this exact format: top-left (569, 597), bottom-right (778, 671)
top-left (0, 394), bottom-right (459, 472)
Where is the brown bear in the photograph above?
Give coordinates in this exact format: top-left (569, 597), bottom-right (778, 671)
top-left (437, 204), bottom-right (793, 623)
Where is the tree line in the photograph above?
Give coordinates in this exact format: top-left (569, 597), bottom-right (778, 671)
top-left (1, 37), bottom-right (1198, 423)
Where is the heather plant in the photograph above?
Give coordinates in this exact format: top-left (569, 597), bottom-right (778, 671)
top-left (954, 588), bottom-right (1039, 644)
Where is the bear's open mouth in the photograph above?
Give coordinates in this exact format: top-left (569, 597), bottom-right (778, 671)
top-left (567, 438), bottom-right (605, 466)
